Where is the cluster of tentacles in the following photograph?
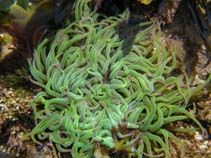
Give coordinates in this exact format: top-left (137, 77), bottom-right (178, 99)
top-left (28, 0), bottom-right (211, 157)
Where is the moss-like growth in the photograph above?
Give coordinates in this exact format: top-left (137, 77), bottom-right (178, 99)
top-left (28, 0), bottom-right (211, 157)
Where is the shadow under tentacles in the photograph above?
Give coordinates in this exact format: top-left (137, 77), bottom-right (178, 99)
top-left (115, 14), bottom-right (150, 55)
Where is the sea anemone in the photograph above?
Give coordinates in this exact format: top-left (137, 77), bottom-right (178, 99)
top-left (28, 0), bottom-right (211, 157)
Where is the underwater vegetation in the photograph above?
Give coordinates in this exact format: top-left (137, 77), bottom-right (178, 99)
top-left (28, 0), bottom-right (211, 157)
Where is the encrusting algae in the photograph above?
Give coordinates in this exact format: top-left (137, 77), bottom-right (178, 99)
top-left (28, 0), bottom-right (211, 157)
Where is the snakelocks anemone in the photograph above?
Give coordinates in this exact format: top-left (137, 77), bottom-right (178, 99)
top-left (28, 0), bottom-right (211, 157)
